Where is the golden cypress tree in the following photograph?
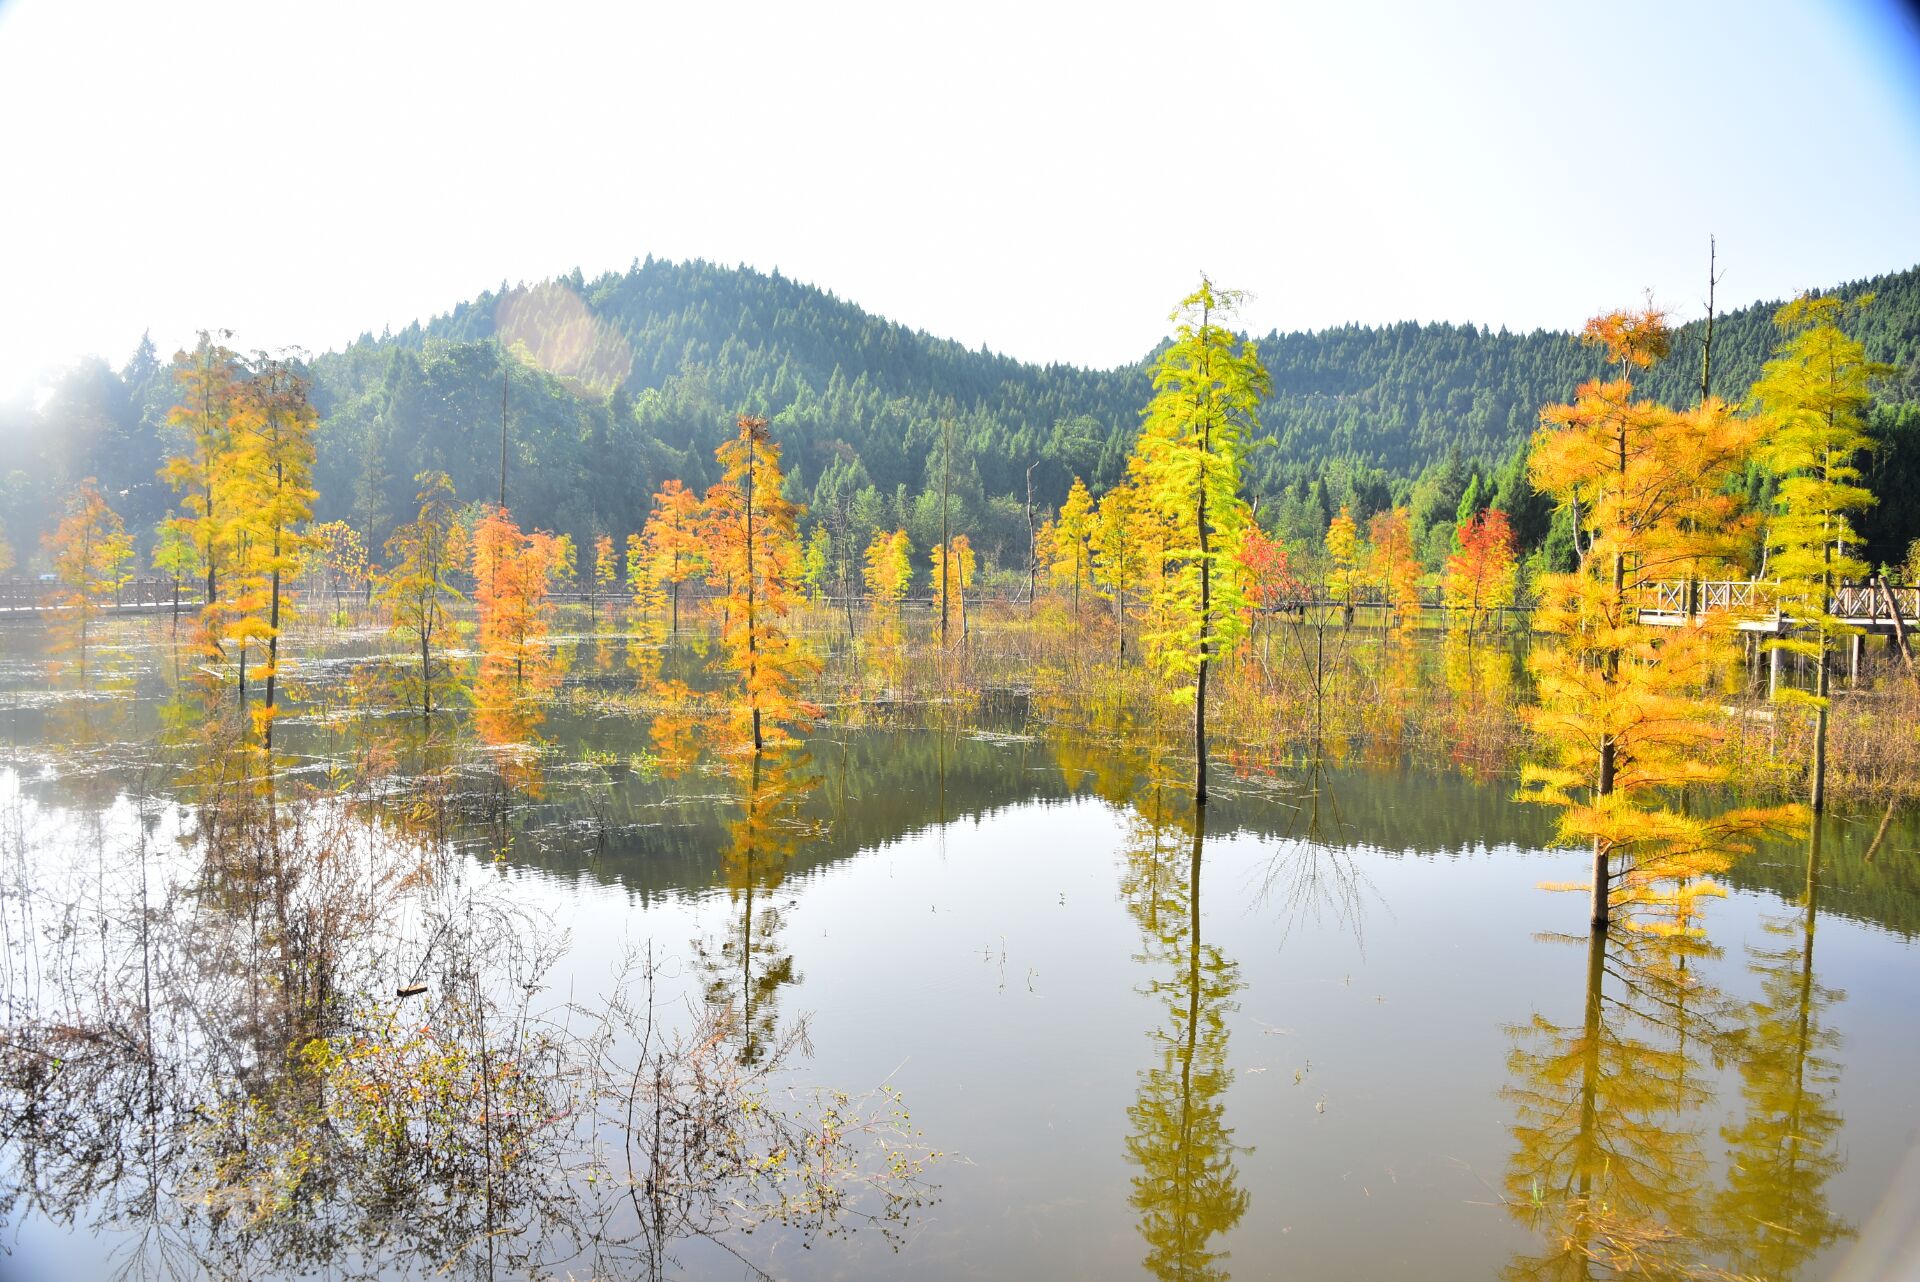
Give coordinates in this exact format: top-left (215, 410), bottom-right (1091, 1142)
top-left (708, 415), bottom-right (818, 753)
top-left (930, 535), bottom-right (977, 639)
top-left (227, 355), bottom-right (318, 747)
top-left (159, 333), bottom-right (241, 614)
top-left (379, 471), bottom-right (464, 719)
top-left (1128, 278), bottom-right (1269, 805)
top-left (1050, 476), bottom-right (1096, 621)
top-left (1523, 309), bottom-right (1793, 930)
top-left (1325, 504), bottom-right (1363, 627)
top-left (637, 478), bottom-right (705, 633)
top-left (1366, 505), bottom-right (1421, 629)
top-left (1092, 481), bottom-right (1148, 658)
top-left (42, 479), bottom-right (133, 685)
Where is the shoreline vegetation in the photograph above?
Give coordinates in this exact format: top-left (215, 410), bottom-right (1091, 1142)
top-left (14, 280), bottom-right (1915, 823)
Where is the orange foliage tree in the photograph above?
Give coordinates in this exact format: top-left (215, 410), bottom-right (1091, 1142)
top-left (1444, 508), bottom-right (1517, 635)
top-left (637, 478), bottom-right (705, 633)
top-left (1523, 309), bottom-right (1790, 931)
top-left (1366, 506), bottom-right (1421, 627)
top-left (707, 415), bottom-right (819, 753)
top-left (471, 507), bottom-right (558, 691)
top-left (43, 479), bottom-right (133, 684)
top-left (1237, 526), bottom-right (1303, 673)
top-left (591, 532), bottom-right (618, 620)
top-left (1238, 526), bottom-right (1304, 614)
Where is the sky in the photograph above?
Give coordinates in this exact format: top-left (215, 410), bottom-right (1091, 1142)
top-left (1, 0), bottom-right (1917, 397)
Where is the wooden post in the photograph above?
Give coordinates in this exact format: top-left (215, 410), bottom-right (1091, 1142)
top-left (1768, 641), bottom-right (1782, 701)
top-left (1849, 633), bottom-right (1863, 687)
top-left (1875, 576), bottom-right (1915, 682)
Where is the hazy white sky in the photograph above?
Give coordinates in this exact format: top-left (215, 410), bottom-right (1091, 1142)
top-left (1, 0), bottom-right (1917, 396)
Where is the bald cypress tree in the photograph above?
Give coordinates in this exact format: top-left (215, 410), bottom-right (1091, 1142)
top-left (1129, 279), bottom-right (1269, 807)
top-left (1749, 294), bottom-right (1890, 812)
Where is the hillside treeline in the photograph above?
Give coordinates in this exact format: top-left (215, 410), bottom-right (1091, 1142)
top-left (4, 256), bottom-right (1918, 578)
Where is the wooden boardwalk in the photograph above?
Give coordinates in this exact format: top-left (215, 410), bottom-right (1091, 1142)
top-left (1637, 578), bottom-right (1920, 635)
top-left (0, 577), bottom-right (202, 623)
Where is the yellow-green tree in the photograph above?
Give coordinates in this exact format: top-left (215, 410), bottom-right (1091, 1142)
top-left (1129, 279), bottom-right (1270, 805)
top-left (43, 479), bottom-right (133, 684)
top-left (625, 531), bottom-right (662, 622)
top-left (707, 415), bottom-right (818, 753)
top-left (380, 472), bottom-right (464, 720)
top-left (930, 535), bottom-right (977, 639)
top-left (801, 524), bottom-right (832, 606)
top-left (548, 533), bottom-right (579, 595)
top-left (1748, 294), bottom-right (1889, 812)
top-left (228, 355), bottom-right (318, 747)
top-left (1524, 311), bottom-right (1791, 929)
top-left (151, 513), bottom-right (202, 625)
top-left (307, 519), bottom-right (368, 625)
top-left (863, 528), bottom-right (912, 608)
top-left (1093, 482), bottom-right (1149, 659)
top-left (159, 333), bottom-right (241, 611)
top-left (1050, 476), bottom-right (1096, 619)
top-left (1325, 505), bottom-right (1363, 627)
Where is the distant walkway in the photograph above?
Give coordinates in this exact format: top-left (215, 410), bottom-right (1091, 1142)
top-left (0, 577), bottom-right (203, 623)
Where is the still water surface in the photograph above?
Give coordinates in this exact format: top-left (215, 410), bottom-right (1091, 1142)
top-left (2, 619), bottom-right (1917, 1281)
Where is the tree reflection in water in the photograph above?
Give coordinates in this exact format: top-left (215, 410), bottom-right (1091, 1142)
top-left (1502, 824), bottom-right (1850, 1281)
top-left (1121, 760), bottom-right (1249, 1282)
top-left (0, 735), bottom-right (932, 1281)
top-left (1712, 824), bottom-right (1850, 1279)
top-left (696, 743), bottom-right (821, 1066)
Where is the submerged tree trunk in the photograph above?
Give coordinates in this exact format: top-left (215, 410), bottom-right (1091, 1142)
top-left (264, 561), bottom-right (282, 751)
top-left (1195, 482), bottom-right (1210, 809)
top-left (1811, 646), bottom-right (1829, 813)
top-left (746, 432), bottom-right (762, 755)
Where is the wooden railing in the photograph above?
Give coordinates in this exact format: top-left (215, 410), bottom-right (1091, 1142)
top-left (1639, 578), bottom-right (1917, 622)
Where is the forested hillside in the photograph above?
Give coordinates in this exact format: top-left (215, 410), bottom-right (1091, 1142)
top-left (4, 256), bottom-right (1918, 575)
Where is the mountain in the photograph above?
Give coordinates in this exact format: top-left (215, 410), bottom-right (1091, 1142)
top-left (4, 257), bottom-right (1918, 573)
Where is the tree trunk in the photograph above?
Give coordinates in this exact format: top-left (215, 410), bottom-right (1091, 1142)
top-left (264, 562), bottom-right (281, 752)
top-left (1810, 645), bottom-right (1829, 813)
top-left (746, 431), bottom-right (761, 755)
top-left (1195, 491), bottom-right (1210, 809)
top-left (940, 419), bottom-right (951, 648)
top-left (1025, 462), bottom-right (1037, 618)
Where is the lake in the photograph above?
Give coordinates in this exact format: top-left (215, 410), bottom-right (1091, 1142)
top-left (2, 615), bottom-right (1917, 1281)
